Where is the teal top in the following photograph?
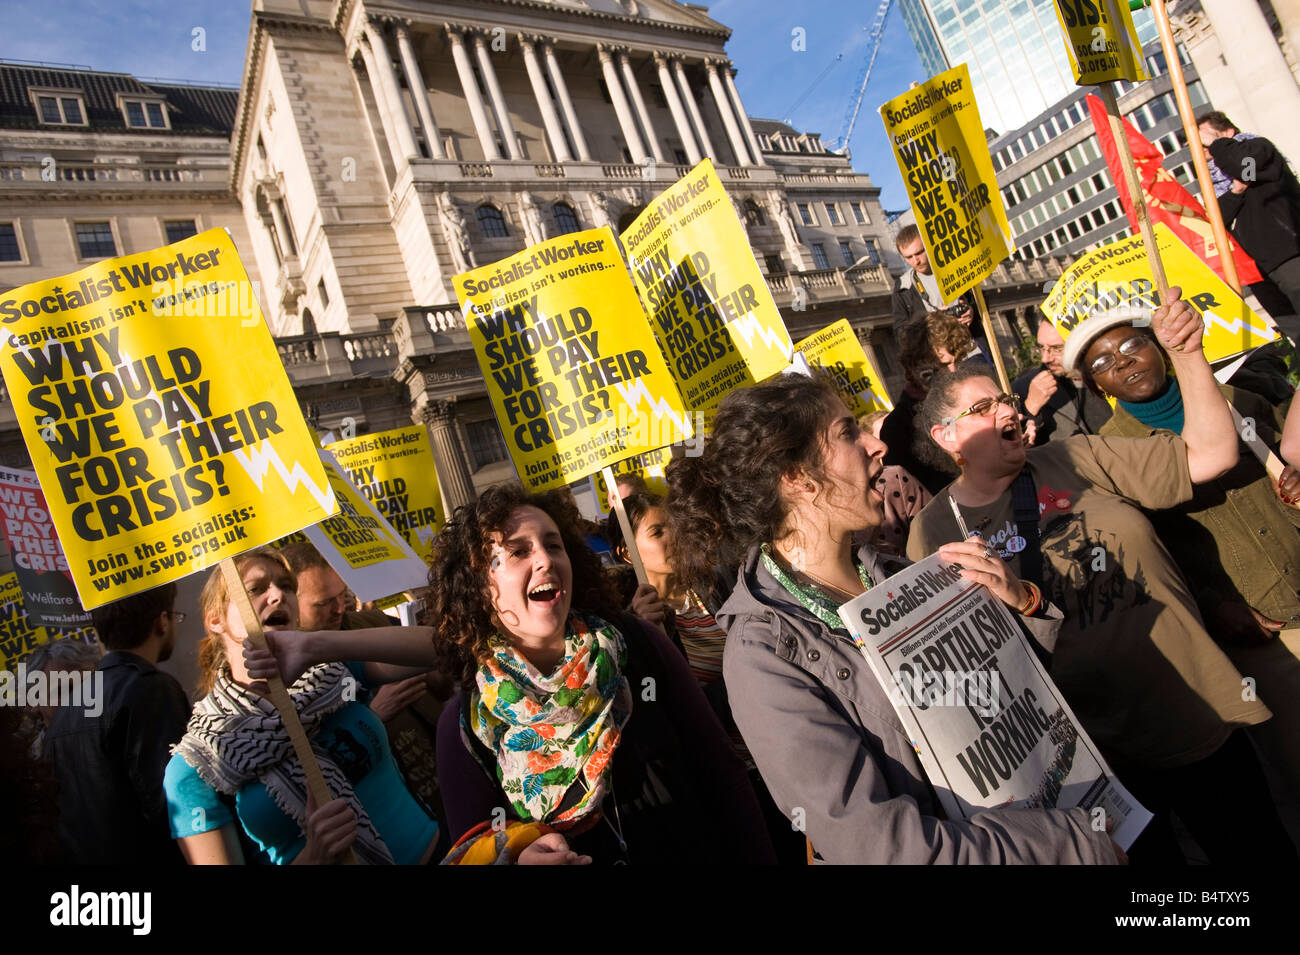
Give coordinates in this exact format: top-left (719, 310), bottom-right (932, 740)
top-left (1118, 377), bottom-right (1184, 435)
top-left (164, 664), bottom-right (437, 865)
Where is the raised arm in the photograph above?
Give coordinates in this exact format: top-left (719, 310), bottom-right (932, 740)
top-left (1156, 286), bottom-right (1238, 483)
top-left (248, 626), bottom-right (440, 687)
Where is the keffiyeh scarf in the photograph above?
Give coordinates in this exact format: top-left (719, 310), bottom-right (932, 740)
top-left (172, 662), bottom-right (394, 865)
top-left (466, 613), bottom-right (632, 827)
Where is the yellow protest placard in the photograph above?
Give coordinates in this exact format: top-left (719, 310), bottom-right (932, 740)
top-left (880, 64), bottom-right (1013, 303)
top-left (456, 227), bottom-right (691, 492)
top-left (621, 159), bottom-right (793, 426)
top-left (293, 450), bottom-right (429, 603)
top-left (0, 572), bottom-right (97, 668)
top-left (1041, 224), bottom-right (1279, 362)
top-left (0, 229), bottom-right (334, 610)
top-left (590, 448), bottom-right (673, 518)
top-left (1052, 0), bottom-right (1148, 86)
top-left (326, 425), bottom-right (444, 560)
top-left (795, 320), bottom-right (894, 416)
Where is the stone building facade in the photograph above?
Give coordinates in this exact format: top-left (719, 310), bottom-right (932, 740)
top-left (1, 0), bottom-right (1068, 512)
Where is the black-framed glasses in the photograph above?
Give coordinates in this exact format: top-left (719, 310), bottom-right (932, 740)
top-left (942, 393), bottom-right (1020, 426)
top-left (1088, 335), bottom-right (1154, 376)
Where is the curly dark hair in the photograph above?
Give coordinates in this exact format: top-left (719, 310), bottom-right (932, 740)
top-left (914, 364), bottom-right (1004, 470)
top-left (423, 484), bottom-right (623, 688)
top-left (665, 372), bottom-right (842, 594)
top-left (602, 491), bottom-right (664, 555)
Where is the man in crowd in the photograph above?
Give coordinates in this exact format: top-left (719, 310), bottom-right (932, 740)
top-left (891, 224), bottom-right (990, 363)
top-left (1013, 317), bottom-right (1113, 445)
top-left (1198, 111), bottom-right (1300, 335)
top-left (44, 583), bottom-right (190, 865)
top-left (279, 541), bottom-right (394, 631)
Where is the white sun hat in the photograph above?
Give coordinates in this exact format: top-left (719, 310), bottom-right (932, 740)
top-left (1061, 305), bottom-right (1154, 375)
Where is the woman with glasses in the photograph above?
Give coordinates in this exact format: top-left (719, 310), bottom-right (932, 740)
top-left (667, 371), bottom-right (1123, 864)
top-left (1072, 304), bottom-right (1300, 853)
top-left (907, 290), bottom-right (1296, 864)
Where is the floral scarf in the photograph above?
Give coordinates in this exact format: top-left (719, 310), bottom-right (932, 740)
top-left (466, 613), bottom-right (632, 827)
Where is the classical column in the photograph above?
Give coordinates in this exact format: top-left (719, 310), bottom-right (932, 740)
top-left (422, 399), bottom-right (475, 511)
top-left (723, 63), bottom-right (765, 166)
top-left (597, 44), bottom-right (647, 163)
top-left (472, 29), bottom-right (521, 160)
top-left (446, 26), bottom-right (500, 160)
top-left (705, 58), bottom-right (752, 165)
top-left (619, 50), bottom-right (663, 163)
top-left (654, 53), bottom-right (700, 164)
top-left (393, 20), bottom-right (444, 159)
top-left (361, 21), bottom-right (419, 162)
top-left (543, 41), bottom-right (591, 161)
top-left (672, 57), bottom-right (717, 161)
top-left (356, 37), bottom-right (409, 170)
top-left (519, 34), bottom-right (572, 162)
top-left (1199, 0), bottom-right (1300, 164)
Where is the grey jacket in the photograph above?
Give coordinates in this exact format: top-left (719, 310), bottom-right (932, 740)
top-left (717, 543), bottom-right (1117, 865)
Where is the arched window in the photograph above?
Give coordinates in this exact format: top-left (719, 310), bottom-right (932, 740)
top-left (744, 199), bottom-right (765, 227)
top-left (477, 204), bottom-right (508, 238)
top-left (301, 308), bottom-right (317, 336)
top-left (553, 202), bottom-right (579, 235)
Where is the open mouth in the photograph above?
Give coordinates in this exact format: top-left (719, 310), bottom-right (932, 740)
top-left (1125, 369), bottom-right (1146, 385)
top-left (528, 583), bottom-right (561, 604)
top-left (999, 422), bottom-right (1021, 442)
top-left (262, 608), bottom-right (291, 628)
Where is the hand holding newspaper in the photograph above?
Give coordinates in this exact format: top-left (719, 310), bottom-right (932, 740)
top-left (837, 552), bottom-right (1151, 850)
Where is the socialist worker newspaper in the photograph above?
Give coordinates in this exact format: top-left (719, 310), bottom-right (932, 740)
top-left (839, 553), bottom-right (1151, 850)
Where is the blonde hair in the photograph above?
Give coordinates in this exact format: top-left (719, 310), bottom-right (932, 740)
top-left (195, 547), bottom-right (295, 697)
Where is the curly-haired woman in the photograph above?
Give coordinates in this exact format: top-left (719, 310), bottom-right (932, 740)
top-left (424, 485), bottom-right (773, 864)
top-left (667, 371), bottom-right (1121, 864)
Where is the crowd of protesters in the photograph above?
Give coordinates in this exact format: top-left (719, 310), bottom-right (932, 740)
top-left (9, 156), bottom-right (1300, 862)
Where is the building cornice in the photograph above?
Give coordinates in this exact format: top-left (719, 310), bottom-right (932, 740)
top-left (231, 9), bottom-right (339, 192)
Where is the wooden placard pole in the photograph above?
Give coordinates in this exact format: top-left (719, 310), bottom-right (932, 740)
top-left (603, 466), bottom-right (648, 586)
top-left (219, 557), bottom-right (357, 864)
top-left (972, 285), bottom-right (1013, 394)
top-left (1150, 0), bottom-right (1241, 293)
top-left (1098, 84), bottom-right (1171, 303)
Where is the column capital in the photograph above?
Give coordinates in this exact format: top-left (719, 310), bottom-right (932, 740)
top-left (423, 398), bottom-right (456, 427)
top-left (517, 32), bottom-right (547, 46)
top-left (597, 42), bottom-right (629, 57)
top-left (652, 51), bottom-right (671, 68)
top-left (444, 23), bottom-right (468, 42)
top-left (390, 17), bottom-right (412, 38)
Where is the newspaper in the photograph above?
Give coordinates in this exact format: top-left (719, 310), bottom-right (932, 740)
top-left (838, 553), bottom-right (1151, 850)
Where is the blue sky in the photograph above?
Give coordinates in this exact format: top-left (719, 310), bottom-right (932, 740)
top-left (3, 0), bottom-right (927, 208)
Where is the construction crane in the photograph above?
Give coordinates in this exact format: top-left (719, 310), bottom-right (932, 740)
top-left (833, 0), bottom-right (894, 157)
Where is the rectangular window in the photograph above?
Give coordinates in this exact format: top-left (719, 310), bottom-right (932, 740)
top-left (465, 419), bottom-right (509, 470)
top-left (125, 101), bottom-right (146, 127)
top-left (0, 223), bottom-right (21, 262)
top-left (862, 239), bottom-right (879, 265)
top-left (75, 222), bottom-right (117, 259)
top-left (797, 203), bottom-right (814, 226)
top-left (811, 243), bottom-right (830, 269)
top-left (839, 240), bottom-right (854, 266)
top-left (317, 279), bottom-right (330, 308)
top-left (35, 92), bottom-right (87, 126)
top-left (851, 202), bottom-right (867, 224)
top-left (164, 220), bottom-right (197, 243)
top-left (824, 202), bottom-right (842, 226)
top-left (764, 254), bottom-right (785, 274)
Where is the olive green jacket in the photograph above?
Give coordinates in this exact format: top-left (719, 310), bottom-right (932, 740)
top-left (1100, 384), bottom-right (1300, 627)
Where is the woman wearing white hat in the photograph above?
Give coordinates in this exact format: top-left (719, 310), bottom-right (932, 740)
top-left (907, 288), bottom-right (1296, 863)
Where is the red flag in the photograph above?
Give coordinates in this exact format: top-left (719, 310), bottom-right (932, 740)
top-left (1085, 94), bottom-right (1263, 286)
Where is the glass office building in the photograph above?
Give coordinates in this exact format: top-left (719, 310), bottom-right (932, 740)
top-left (898, 0), bottom-right (1159, 134)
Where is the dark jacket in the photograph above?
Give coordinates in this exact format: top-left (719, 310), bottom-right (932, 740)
top-left (717, 543), bottom-right (1113, 864)
top-left (1210, 136), bottom-right (1300, 273)
top-left (44, 650), bottom-right (191, 865)
top-left (436, 614), bottom-right (775, 863)
top-left (892, 269), bottom-right (980, 337)
top-left (1012, 365), bottom-right (1113, 446)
